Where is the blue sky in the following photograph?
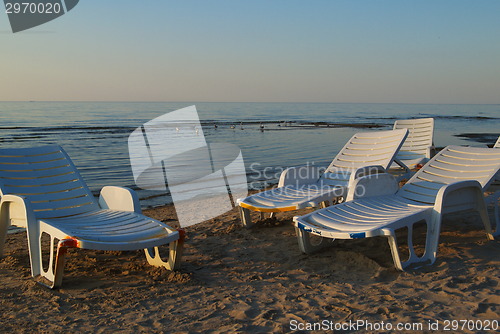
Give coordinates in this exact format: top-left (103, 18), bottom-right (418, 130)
top-left (1, 1), bottom-right (500, 103)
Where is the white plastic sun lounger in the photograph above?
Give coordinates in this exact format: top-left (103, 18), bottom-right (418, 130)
top-left (486, 136), bottom-right (500, 236)
top-left (391, 118), bottom-right (435, 173)
top-left (0, 145), bottom-right (184, 288)
top-left (294, 145), bottom-right (500, 271)
top-left (237, 129), bottom-right (408, 228)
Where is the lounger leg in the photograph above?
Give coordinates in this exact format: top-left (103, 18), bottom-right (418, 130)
top-left (239, 206), bottom-right (255, 228)
top-left (26, 224), bottom-right (42, 278)
top-left (386, 230), bottom-right (405, 271)
top-left (145, 229), bottom-right (185, 270)
top-left (295, 227), bottom-right (333, 254)
top-left (35, 236), bottom-right (77, 289)
top-left (493, 198), bottom-right (500, 237)
top-left (476, 197), bottom-right (494, 240)
top-left (386, 221), bottom-right (437, 271)
top-left (0, 204), bottom-right (10, 257)
top-left (50, 239), bottom-right (77, 288)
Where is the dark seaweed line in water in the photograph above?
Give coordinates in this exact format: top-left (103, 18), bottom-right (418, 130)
top-left (454, 133), bottom-right (500, 144)
top-left (0, 121), bottom-right (385, 133)
top-left (205, 121), bottom-right (383, 129)
top-left (366, 115), bottom-right (499, 121)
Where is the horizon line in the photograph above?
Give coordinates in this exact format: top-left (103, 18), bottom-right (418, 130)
top-left (1, 100), bottom-right (499, 105)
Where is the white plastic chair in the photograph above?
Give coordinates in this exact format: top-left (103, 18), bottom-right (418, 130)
top-left (0, 145), bottom-right (184, 288)
top-left (294, 145), bottom-right (500, 271)
top-left (237, 129), bottom-right (408, 227)
top-left (391, 118), bottom-right (435, 173)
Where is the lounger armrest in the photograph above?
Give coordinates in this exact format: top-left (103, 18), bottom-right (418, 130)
top-left (0, 194), bottom-right (36, 229)
top-left (278, 166), bottom-right (322, 187)
top-left (346, 172), bottom-right (399, 201)
top-left (98, 186), bottom-right (142, 213)
top-left (434, 180), bottom-right (486, 215)
top-left (0, 195), bottom-right (37, 257)
top-left (348, 165), bottom-right (386, 187)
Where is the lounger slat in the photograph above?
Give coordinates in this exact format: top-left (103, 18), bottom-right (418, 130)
top-left (434, 155), bottom-right (499, 167)
top-left (340, 148), bottom-right (398, 157)
top-left (0, 164), bottom-right (74, 178)
top-left (399, 183), bottom-right (440, 197)
top-left (0, 152), bottom-right (65, 164)
top-left (336, 152), bottom-right (394, 162)
top-left (0, 159), bottom-right (71, 172)
top-left (321, 172), bottom-right (351, 181)
top-left (424, 165), bottom-right (493, 179)
top-left (26, 187), bottom-right (93, 203)
top-left (350, 131), bottom-right (407, 139)
top-left (394, 118), bottom-right (433, 125)
top-left (34, 203), bottom-right (100, 219)
top-left (443, 149), bottom-right (500, 160)
top-left (403, 179), bottom-right (444, 190)
top-left (429, 160), bottom-right (498, 173)
top-left (1, 171), bottom-right (82, 187)
top-left (329, 129), bottom-right (407, 171)
top-left (348, 137), bottom-right (405, 146)
top-left (0, 145), bottom-right (62, 156)
top-left (0, 179), bottom-right (88, 195)
top-left (30, 195), bottom-right (97, 212)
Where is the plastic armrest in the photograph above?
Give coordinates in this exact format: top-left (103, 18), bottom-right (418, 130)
top-left (348, 165), bottom-right (386, 187)
top-left (98, 186), bottom-right (142, 213)
top-left (346, 172), bottom-right (399, 201)
top-left (0, 194), bottom-right (35, 229)
top-left (434, 180), bottom-right (484, 215)
top-left (278, 166), bottom-right (322, 187)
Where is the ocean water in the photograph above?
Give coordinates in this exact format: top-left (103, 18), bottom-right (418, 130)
top-left (0, 102), bottom-right (498, 208)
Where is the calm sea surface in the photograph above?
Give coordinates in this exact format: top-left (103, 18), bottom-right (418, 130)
top-left (0, 102), bottom-right (498, 208)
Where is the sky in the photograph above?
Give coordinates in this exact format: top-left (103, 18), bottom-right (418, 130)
top-left (1, 0), bottom-right (500, 103)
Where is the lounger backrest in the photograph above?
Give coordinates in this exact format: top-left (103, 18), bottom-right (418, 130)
top-left (327, 129), bottom-right (408, 171)
top-left (320, 129), bottom-right (408, 187)
top-left (398, 145), bottom-right (500, 204)
top-left (0, 145), bottom-right (100, 219)
top-left (393, 118), bottom-right (434, 160)
top-left (494, 136), bottom-right (500, 148)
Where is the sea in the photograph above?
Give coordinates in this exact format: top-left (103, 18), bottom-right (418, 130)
top-left (0, 102), bottom-right (498, 208)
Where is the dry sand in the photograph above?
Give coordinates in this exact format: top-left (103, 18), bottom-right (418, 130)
top-left (0, 194), bottom-right (498, 333)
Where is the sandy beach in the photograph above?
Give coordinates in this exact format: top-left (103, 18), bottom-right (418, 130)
top-left (0, 189), bottom-right (498, 333)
